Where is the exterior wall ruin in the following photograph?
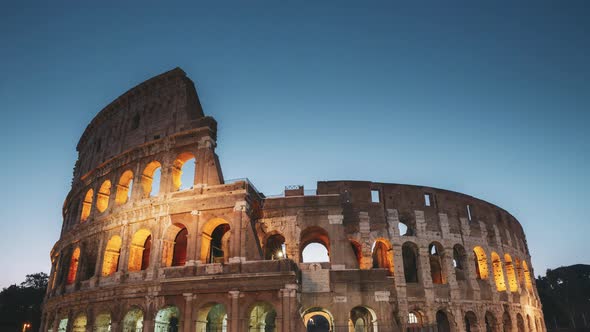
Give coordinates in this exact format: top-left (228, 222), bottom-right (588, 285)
top-left (42, 68), bottom-right (546, 332)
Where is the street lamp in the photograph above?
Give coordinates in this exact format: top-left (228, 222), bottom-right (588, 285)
top-left (22, 322), bottom-right (31, 332)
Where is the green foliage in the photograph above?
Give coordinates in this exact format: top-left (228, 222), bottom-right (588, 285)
top-left (0, 272), bottom-right (48, 332)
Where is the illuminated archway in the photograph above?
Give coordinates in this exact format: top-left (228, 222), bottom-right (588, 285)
top-left (128, 229), bottom-right (152, 271)
top-left (504, 254), bottom-right (518, 292)
top-left (349, 306), bottom-right (378, 332)
top-left (522, 261), bottom-right (533, 291)
top-left (429, 242), bottom-right (446, 284)
top-left (155, 306), bottom-right (180, 332)
top-left (123, 307), bottom-right (144, 332)
top-left (80, 189), bottom-right (93, 222)
top-left (491, 252), bottom-right (506, 291)
top-left (172, 152), bottom-right (196, 191)
top-left (102, 235), bottom-right (122, 276)
top-left (57, 318), bottom-right (68, 332)
top-left (115, 170), bottom-right (134, 205)
top-left (407, 310), bottom-right (424, 332)
top-left (264, 233), bottom-right (286, 260)
top-left (248, 302), bottom-right (277, 332)
top-left (473, 246), bottom-right (489, 279)
top-left (72, 313), bottom-right (87, 332)
top-left (300, 226), bottom-right (330, 263)
top-left (402, 242), bottom-right (419, 283)
top-left (200, 218), bottom-right (231, 264)
top-left (372, 239), bottom-right (394, 275)
top-left (303, 307), bottom-right (334, 332)
top-left (96, 180), bottom-right (112, 213)
top-left (141, 161), bottom-right (162, 197)
top-left (195, 303), bottom-right (227, 332)
top-left (350, 240), bottom-right (362, 268)
top-left (93, 312), bottom-right (111, 332)
top-left (162, 223), bottom-right (189, 267)
top-left (67, 247), bottom-right (81, 285)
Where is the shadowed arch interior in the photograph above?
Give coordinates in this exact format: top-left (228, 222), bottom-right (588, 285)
top-left (128, 229), bottom-right (152, 271)
top-left (102, 235), bottom-right (122, 276)
top-left (402, 242), bottom-right (419, 283)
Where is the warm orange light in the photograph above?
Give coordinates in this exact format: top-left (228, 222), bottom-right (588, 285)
top-left (96, 180), bottom-right (112, 213)
top-left (141, 161), bottom-right (161, 197)
top-left (66, 247), bottom-right (80, 285)
top-left (80, 189), bottom-right (93, 222)
top-left (172, 152), bottom-right (196, 191)
top-left (115, 170), bottom-right (134, 205)
top-left (491, 252), bottom-right (506, 291)
top-left (102, 236), bottom-right (122, 276)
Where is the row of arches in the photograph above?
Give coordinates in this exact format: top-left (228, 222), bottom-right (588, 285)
top-left (79, 153), bottom-right (196, 222)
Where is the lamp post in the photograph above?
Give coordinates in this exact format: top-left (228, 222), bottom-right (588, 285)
top-left (22, 322), bottom-right (31, 332)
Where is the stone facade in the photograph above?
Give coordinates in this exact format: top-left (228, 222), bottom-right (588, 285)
top-left (41, 68), bottom-right (546, 332)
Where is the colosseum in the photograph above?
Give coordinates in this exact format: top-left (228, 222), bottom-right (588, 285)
top-left (42, 68), bottom-right (546, 332)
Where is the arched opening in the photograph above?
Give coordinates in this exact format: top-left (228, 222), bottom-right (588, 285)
top-left (514, 258), bottom-right (525, 288)
top-left (522, 261), bottom-right (533, 291)
top-left (248, 302), bottom-right (277, 332)
top-left (67, 247), bottom-right (81, 285)
top-left (429, 242), bottom-right (446, 284)
top-left (303, 308), bottom-right (333, 332)
top-left (123, 307), bottom-right (144, 332)
top-left (94, 312), bottom-right (111, 332)
top-left (372, 239), bottom-right (394, 275)
top-left (453, 244), bottom-right (468, 281)
top-left (115, 170), bottom-right (134, 205)
top-left (504, 254), bottom-right (519, 292)
top-left (128, 229), bottom-right (152, 272)
top-left (80, 189), bottom-right (93, 222)
top-left (517, 314), bottom-right (525, 332)
top-left (264, 233), bottom-right (286, 260)
top-left (527, 315), bottom-right (533, 332)
top-left (96, 180), bottom-right (112, 213)
top-left (142, 161), bottom-right (162, 197)
top-left (350, 240), bottom-right (362, 268)
top-left (485, 312), bottom-right (497, 332)
top-left (162, 223), bottom-right (189, 267)
top-left (402, 242), bottom-right (419, 283)
top-left (172, 152), bottom-right (196, 191)
top-left (349, 306), bottom-right (378, 332)
top-left (465, 311), bottom-right (478, 332)
top-left (491, 252), bottom-right (507, 291)
top-left (473, 246), bottom-right (489, 279)
top-left (503, 312), bottom-right (512, 332)
top-left (196, 303), bottom-right (227, 332)
top-left (398, 222), bottom-right (409, 236)
top-left (57, 318), bottom-right (68, 332)
top-left (155, 306), bottom-right (180, 332)
top-left (535, 317), bottom-right (542, 332)
top-left (300, 227), bottom-right (330, 263)
top-left (436, 310), bottom-right (451, 332)
top-left (72, 313), bottom-right (87, 332)
top-left (172, 227), bottom-right (188, 266)
top-left (200, 218), bottom-right (231, 264)
top-left (102, 235), bottom-right (122, 276)
top-left (407, 311), bottom-right (424, 332)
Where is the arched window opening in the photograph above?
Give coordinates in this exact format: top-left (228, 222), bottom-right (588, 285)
top-left (453, 244), bottom-right (467, 281)
top-left (249, 302), bottom-right (277, 332)
top-left (161, 224), bottom-right (189, 267)
top-left (300, 227), bottom-right (330, 263)
top-left (502, 312), bottom-right (512, 332)
top-left (128, 229), bottom-right (152, 272)
top-left (196, 303), bottom-right (227, 332)
top-left (398, 222), bottom-right (409, 236)
top-left (523, 261), bottom-right (533, 291)
top-left (264, 233), bottom-right (286, 260)
top-left (517, 314), bottom-right (525, 332)
top-left (172, 228), bottom-right (188, 266)
top-left (102, 235), bottom-right (122, 276)
top-left (465, 311), bottom-right (478, 332)
top-left (491, 252), bottom-right (507, 291)
top-left (303, 308), bottom-right (333, 332)
top-left (372, 240), bottom-right (394, 275)
top-left (350, 240), bottom-right (362, 268)
top-left (504, 254), bottom-right (519, 292)
top-left (407, 311), bottom-right (424, 332)
top-left (527, 315), bottom-right (533, 332)
top-left (172, 152), bottom-right (196, 191)
top-left (123, 308), bottom-right (144, 332)
top-left (115, 170), bottom-right (134, 205)
top-left (436, 311), bottom-right (451, 332)
top-left (94, 313), bottom-right (111, 332)
top-left (515, 258), bottom-right (524, 288)
top-left (57, 318), bottom-right (68, 332)
top-left (429, 242), bottom-right (446, 284)
top-left (67, 247), bottom-right (81, 285)
top-left (96, 180), bottom-right (112, 213)
top-left (473, 246), bottom-right (489, 279)
top-left (72, 314), bottom-right (87, 332)
top-left (402, 242), bottom-right (419, 283)
top-left (350, 306), bottom-right (378, 332)
top-left (80, 189), bottom-right (93, 222)
top-left (200, 218), bottom-right (231, 264)
top-left (155, 306), bottom-right (180, 332)
top-left (141, 161), bottom-right (162, 197)
top-left (485, 312), bottom-right (496, 332)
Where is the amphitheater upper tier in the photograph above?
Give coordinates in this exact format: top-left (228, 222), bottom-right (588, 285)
top-left (43, 68), bottom-right (546, 332)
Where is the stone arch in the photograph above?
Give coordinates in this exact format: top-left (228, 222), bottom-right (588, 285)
top-left (66, 247), bottom-right (81, 285)
top-left (407, 310), bottom-right (425, 332)
top-left (115, 170), bottom-right (134, 205)
top-left (200, 218), bottom-right (231, 264)
top-left (195, 302), bottom-right (228, 332)
top-left (453, 244), bottom-right (468, 281)
top-left (526, 315), bottom-right (533, 332)
top-left (128, 229), bottom-right (152, 272)
top-left (162, 223), bottom-right (189, 267)
top-left (93, 312), bottom-right (111, 332)
top-left (57, 316), bottom-right (69, 332)
top-left (122, 306), bottom-right (144, 332)
top-left (485, 311), bottom-right (497, 332)
top-left (80, 189), bottom-right (93, 222)
top-left (300, 226), bottom-right (330, 263)
top-left (302, 307), bottom-right (334, 332)
top-left (473, 246), bottom-right (489, 279)
top-left (141, 160), bottom-right (162, 197)
top-left (102, 235), bottom-right (122, 276)
top-left (72, 312), bottom-right (87, 332)
top-left (96, 180), bottom-right (112, 213)
top-left (172, 152), bottom-right (196, 191)
top-left (522, 261), bottom-right (533, 291)
top-left (502, 312), bottom-right (512, 332)
top-left (465, 311), bottom-right (478, 332)
top-left (516, 314), bottom-right (525, 332)
top-left (264, 232), bottom-right (286, 260)
top-left (350, 239), bottom-right (362, 268)
top-left (372, 238), bottom-right (394, 275)
top-left (429, 242), bottom-right (446, 284)
top-left (504, 254), bottom-right (518, 292)
top-left (349, 305), bottom-right (378, 332)
top-left (402, 241), bottom-right (420, 283)
top-left (514, 257), bottom-right (525, 288)
top-left (155, 306), bottom-right (181, 332)
top-left (491, 252), bottom-right (507, 291)
top-left (248, 301), bottom-right (277, 332)
top-left (436, 310), bottom-right (453, 332)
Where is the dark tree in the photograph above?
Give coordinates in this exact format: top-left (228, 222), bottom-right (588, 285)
top-left (0, 272), bottom-right (48, 332)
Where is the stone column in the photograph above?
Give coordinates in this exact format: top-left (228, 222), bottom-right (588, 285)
top-left (119, 224), bottom-right (130, 272)
top-left (229, 291), bottom-right (240, 332)
top-left (94, 235), bottom-right (106, 282)
top-left (358, 212), bottom-right (372, 270)
top-left (183, 293), bottom-right (195, 332)
top-left (229, 201), bottom-right (247, 263)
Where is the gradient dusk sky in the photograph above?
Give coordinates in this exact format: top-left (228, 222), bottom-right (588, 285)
top-left (0, 2), bottom-right (588, 288)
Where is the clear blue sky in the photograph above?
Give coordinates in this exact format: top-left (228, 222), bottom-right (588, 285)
top-left (0, 2), bottom-right (588, 288)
